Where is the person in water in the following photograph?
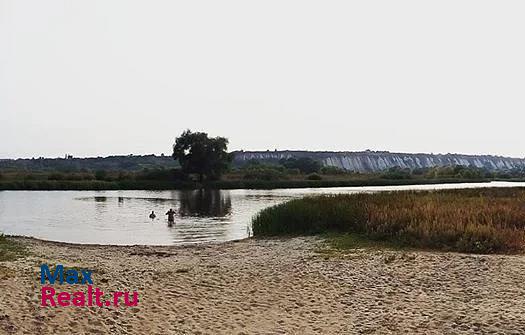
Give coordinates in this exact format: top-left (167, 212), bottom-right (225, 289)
top-left (149, 211), bottom-right (156, 219)
top-left (165, 208), bottom-right (176, 223)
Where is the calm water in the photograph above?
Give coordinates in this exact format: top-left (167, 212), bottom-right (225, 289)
top-left (1, 181), bottom-right (524, 245)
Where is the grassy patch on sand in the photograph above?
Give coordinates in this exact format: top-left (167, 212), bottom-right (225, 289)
top-left (324, 233), bottom-right (404, 251)
top-left (0, 235), bottom-right (26, 262)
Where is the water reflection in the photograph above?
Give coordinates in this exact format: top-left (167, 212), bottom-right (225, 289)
top-left (2, 182), bottom-right (524, 245)
top-left (178, 189), bottom-right (232, 217)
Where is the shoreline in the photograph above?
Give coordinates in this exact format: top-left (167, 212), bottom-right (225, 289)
top-left (2, 236), bottom-right (525, 334)
top-left (0, 177), bottom-right (508, 191)
top-left (4, 234), bottom-right (251, 249)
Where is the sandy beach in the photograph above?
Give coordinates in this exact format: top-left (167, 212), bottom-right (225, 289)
top-left (1, 236), bottom-right (525, 334)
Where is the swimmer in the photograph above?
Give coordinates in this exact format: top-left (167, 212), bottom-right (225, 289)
top-left (149, 211), bottom-right (156, 219)
top-left (165, 208), bottom-right (176, 224)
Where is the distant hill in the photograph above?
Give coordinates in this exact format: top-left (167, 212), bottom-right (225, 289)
top-left (2, 151), bottom-right (525, 173)
top-left (232, 150), bottom-right (525, 173)
top-left (0, 155), bottom-right (178, 172)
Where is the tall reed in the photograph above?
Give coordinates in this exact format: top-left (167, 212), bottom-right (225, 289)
top-left (251, 188), bottom-right (525, 253)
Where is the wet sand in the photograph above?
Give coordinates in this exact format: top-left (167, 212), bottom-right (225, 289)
top-left (1, 236), bottom-right (525, 334)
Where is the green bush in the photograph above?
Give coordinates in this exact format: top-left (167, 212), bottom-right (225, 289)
top-left (242, 167), bottom-right (286, 181)
top-left (286, 168), bottom-right (301, 175)
top-left (306, 173), bottom-right (322, 181)
top-left (95, 170), bottom-right (108, 181)
top-left (320, 166), bottom-right (346, 175)
top-left (380, 167), bottom-right (411, 180)
top-left (135, 168), bottom-right (186, 181)
top-left (279, 157), bottom-right (321, 174)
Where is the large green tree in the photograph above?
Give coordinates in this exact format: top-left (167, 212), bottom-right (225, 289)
top-left (172, 130), bottom-right (232, 182)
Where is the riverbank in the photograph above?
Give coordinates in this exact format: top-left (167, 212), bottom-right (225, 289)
top-left (1, 236), bottom-right (525, 334)
top-left (0, 177), bottom-right (503, 191)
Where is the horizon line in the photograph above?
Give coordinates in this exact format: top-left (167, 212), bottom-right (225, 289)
top-left (1, 150), bottom-right (524, 161)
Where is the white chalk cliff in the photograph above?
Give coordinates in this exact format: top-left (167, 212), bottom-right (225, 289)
top-left (232, 150), bottom-right (525, 173)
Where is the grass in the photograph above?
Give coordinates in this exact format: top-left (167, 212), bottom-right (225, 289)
top-left (324, 232), bottom-right (404, 251)
top-left (252, 188), bottom-right (525, 254)
top-left (0, 180), bottom-right (197, 190)
top-left (315, 233), bottom-right (401, 260)
top-left (0, 177), bottom-right (491, 190)
top-left (0, 235), bottom-right (26, 262)
top-left (206, 177), bottom-right (489, 190)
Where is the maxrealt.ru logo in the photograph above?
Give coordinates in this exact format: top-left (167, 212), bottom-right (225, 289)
top-left (40, 264), bottom-right (139, 307)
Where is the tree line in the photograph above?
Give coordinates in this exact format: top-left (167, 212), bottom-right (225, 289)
top-left (2, 130), bottom-right (525, 185)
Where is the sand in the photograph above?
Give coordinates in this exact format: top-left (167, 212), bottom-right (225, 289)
top-left (1, 236), bottom-right (525, 334)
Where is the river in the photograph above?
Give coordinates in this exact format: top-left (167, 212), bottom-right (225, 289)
top-left (1, 181), bottom-right (524, 245)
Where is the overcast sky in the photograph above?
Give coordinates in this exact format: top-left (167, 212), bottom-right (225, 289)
top-left (1, 1), bottom-right (524, 159)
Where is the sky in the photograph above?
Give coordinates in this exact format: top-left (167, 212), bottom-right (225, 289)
top-left (1, 0), bottom-right (524, 159)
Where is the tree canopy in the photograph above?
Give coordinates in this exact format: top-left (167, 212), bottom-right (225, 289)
top-left (172, 130), bottom-right (232, 181)
top-left (279, 157), bottom-right (321, 174)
